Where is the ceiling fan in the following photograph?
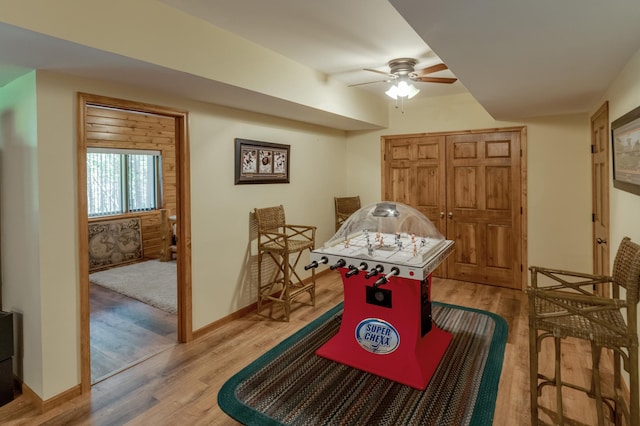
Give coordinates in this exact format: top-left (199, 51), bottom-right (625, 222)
top-left (350, 58), bottom-right (457, 90)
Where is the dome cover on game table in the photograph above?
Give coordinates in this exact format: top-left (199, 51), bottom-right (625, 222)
top-left (325, 201), bottom-right (444, 248)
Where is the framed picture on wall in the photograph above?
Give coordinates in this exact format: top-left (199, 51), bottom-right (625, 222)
top-left (235, 138), bottom-right (290, 184)
top-left (611, 105), bottom-right (640, 196)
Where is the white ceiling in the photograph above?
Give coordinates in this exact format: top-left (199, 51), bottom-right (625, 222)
top-left (2, 0), bottom-right (640, 126)
top-left (158, 0), bottom-right (467, 99)
top-left (390, 0), bottom-right (640, 119)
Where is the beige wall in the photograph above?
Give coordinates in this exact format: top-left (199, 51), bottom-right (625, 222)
top-left (35, 72), bottom-right (84, 398)
top-left (345, 93), bottom-right (593, 273)
top-left (187, 105), bottom-right (347, 325)
top-left (0, 72), bottom-right (44, 397)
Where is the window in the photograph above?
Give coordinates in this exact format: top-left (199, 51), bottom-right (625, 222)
top-left (87, 148), bottom-right (162, 217)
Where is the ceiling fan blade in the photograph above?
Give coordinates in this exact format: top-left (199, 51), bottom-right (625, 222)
top-left (348, 79), bottom-right (390, 87)
top-left (415, 76), bottom-right (457, 84)
top-left (363, 68), bottom-right (394, 77)
top-left (416, 63), bottom-right (449, 75)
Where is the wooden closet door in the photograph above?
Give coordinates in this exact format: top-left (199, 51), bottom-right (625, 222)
top-left (446, 132), bottom-right (521, 288)
top-left (384, 135), bottom-right (447, 276)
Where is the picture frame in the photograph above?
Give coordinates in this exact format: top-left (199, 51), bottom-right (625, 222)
top-left (611, 105), bottom-right (640, 196)
top-left (235, 138), bottom-right (290, 184)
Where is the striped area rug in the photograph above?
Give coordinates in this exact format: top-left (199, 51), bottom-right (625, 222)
top-left (218, 302), bottom-right (507, 426)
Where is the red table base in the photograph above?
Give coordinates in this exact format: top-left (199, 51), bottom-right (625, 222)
top-left (316, 269), bottom-right (452, 390)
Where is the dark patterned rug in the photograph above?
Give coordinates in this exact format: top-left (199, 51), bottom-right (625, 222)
top-left (218, 302), bottom-right (507, 426)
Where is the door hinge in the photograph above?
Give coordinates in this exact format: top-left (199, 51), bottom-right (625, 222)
top-left (520, 264), bottom-right (523, 272)
top-left (591, 145), bottom-right (595, 154)
top-left (520, 206), bottom-right (523, 214)
top-left (592, 213), bottom-right (596, 222)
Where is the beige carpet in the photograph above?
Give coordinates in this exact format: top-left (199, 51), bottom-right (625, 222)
top-left (89, 259), bottom-right (177, 314)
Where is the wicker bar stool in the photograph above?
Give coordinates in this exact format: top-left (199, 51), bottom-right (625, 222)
top-left (527, 237), bottom-right (640, 426)
top-left (254, 205), bottom-right (316, 321)
top-left (334, 196), bottom-right (361, 231)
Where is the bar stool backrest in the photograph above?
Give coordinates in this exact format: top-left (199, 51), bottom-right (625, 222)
top-left (255, 205), bottom-right (286, 234)
top-left (612, 237), bottom-right (640, 306)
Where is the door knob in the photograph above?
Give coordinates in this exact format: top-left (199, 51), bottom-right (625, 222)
top-left (596, 237), bottom-right (607, 245)
top-left (439, 211), bottom-right (445, 219)
top-left (448, 212), bottom-right (453, 219)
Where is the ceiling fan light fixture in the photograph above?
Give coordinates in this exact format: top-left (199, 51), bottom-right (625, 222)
top-left (385, 84), bottom-right (399, 100)
top-left (357, 57), bottom-right (454, 105)
top-left (397, 80), bottom-right (410, 97)
top-left (385, 81), bottom-right (420, 100)
top-left (406, 83), bottom-right (420, 99)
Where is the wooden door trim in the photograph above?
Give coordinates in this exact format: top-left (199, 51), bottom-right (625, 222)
top-left (77, 93), bottom-right (192, 393)
top-left (381, 126), bottom-right (528, 290)
top-left (381, 126), bottom-right (527, 141)
top-left (591, 101), bottom-right (610, 289)
top-left (520, 127), bottom-right (528, 290)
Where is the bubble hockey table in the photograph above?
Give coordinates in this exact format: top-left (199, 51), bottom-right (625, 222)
top-left (309, 232), bottom-right (455, 390)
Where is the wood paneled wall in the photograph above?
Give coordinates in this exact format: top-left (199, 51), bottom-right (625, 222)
top-left (85, 105), bottom-right (176, 260)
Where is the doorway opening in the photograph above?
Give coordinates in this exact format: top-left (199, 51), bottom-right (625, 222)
top-left (77, 93), bottom-right (192, 391)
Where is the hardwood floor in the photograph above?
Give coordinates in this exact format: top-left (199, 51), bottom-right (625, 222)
top-left (0, 273), bottom-right (618, 425)
top-left (90, 283), bottom-right (177, 383)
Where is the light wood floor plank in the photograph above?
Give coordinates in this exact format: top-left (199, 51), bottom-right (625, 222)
top-left (0, 273), bottom-right (616, 425)
top-left (90, 283), bottom-right (177, 383)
